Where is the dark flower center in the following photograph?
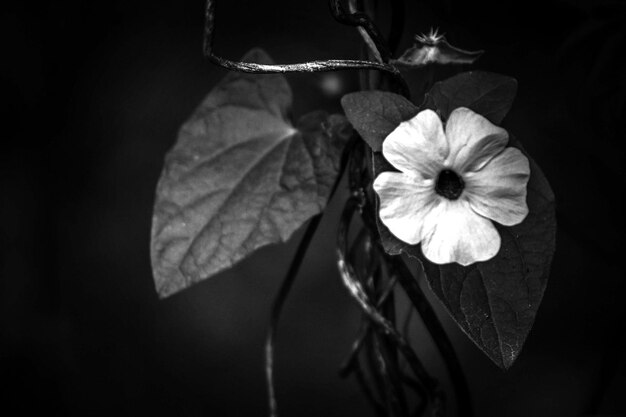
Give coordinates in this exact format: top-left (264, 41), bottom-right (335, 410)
top-left (435, 169), bottom-right (464, 200)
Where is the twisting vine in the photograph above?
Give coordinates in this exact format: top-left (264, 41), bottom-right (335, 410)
top-left (204, 0), bottom-right (389, 74)
top-left (337, 196), bottom-right (444, 416)
top-left (202, 0), bottom-right (409, 98)
top-left (341, 135), bottom-right (473, 417)
top-left (265, 134), bottom-right (357, 417)
top-left (201, 0), bottom-right (473, 416)
top-left (329, 0), bottom-right (392, 63)
top-left (347, 138), bottom-right (474, 416)
top-left (387, 256), bottom-right (473, 416)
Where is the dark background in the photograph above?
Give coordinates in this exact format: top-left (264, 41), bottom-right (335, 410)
top-left (2, 0), bottom-right (625, 416)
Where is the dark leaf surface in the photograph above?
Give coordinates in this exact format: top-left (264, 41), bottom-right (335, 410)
top-left (422, 71), bottom-right (518, 124)
top-left (373, 72), bottom-right (555, 368)
top-left (151, 49), bottom-right (351, 298)
top-left (341, 91), bottom-right (418, 152)
top-left (420, 142), bottom-right (555, 369)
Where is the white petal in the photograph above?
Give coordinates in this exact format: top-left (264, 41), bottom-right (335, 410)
top-left (444, 107), bottom-right (509, 172)
top-left (382, 109), bottom-right (448, 179)
top-left (373, 171), bottom-right (440, 244)
top-left (464, 147), bottom-right (530, 226)
top-left (421, 199), bottom-right (501, 265)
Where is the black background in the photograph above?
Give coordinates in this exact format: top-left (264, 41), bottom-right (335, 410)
top-left (2, 0), bottom-right (625, 416)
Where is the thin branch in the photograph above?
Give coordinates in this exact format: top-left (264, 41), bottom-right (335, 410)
top-left (204, 0), bottom-right (401, 76)
top-left (347, 0), bottom-right (405, 60)
top-left (401, 299), bottom-right (414, 339)
top-left (265, 214), bottom-right (322, 417)
top-left (328, 0), bottom-right (410, 97)
top-left (398, 372), bottom-right (429, 417)
top-left (387, 256), bottom-right (473, 417)
top-left (372, 283), bottom-right (410, 416)
top-left (265, 136), bottom-right (357, 417)
top-left (330, 0), bottom-right (391, 63)
top-left (351, 143), bottom-right (457, 416)
top-left (363, 326), bottom-right (390, 412)
top-left (340, 236), bottom-right (395, 377)
top-left (348, 228), bottom-right (370, 278)
top-left (362, 262), bottom-right (406, 417)
top-left (354, 354), bottom-right (387, 416)
top-left (377, 271), bottom-right (410, 416)
top-left (339, 274), bottom-right (397, 376)
top-left (337, 198), bottom-right (440, 404)
top-left (372, 333), bottom-right (406, 416)
top-left (348, 0), bottom-right (383, 63)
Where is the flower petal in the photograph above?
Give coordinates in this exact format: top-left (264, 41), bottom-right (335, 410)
top-left (464, 147), bottom-right (530, 226)
top-left (444, 107), bottom-right (509, 172)
top-left (373, 171), bottom-right (440, 244)
top-left (421, 199), bottom-right (501, 265)
top-left (382, 109), bottom-right (448, 179)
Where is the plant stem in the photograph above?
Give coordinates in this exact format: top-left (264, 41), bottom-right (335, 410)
top-left (328, 0), bottom-right (410, 98)
top-left (354, 353), bottom-right (387, 416)
top-left (373, 276), bottom-right (410, 416)
top-left (337, 198), bottom-right (440, 407)
top-left (265, 214), bottom-right (322, 417)
top-left (387, 256), bottom-right (474, 417)
top-left (339, 273), bottom-right (396, 377)
top-left (203, 0), bottom-right (401, 76)
top-left (337, 0), bottom-right (388, 63)
top-left (265, 135), bottom-right (357, 417)
top-left (372, 333), bottom-right (405, 417)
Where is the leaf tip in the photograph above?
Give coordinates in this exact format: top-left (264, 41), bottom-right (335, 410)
top-left (152, 267), bottom-right (186, 299)
top-left (339, 92), bottom-right (358, 111)
top-left (500, 349), bottom-right (521, 370)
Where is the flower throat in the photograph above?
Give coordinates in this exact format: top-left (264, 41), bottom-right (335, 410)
top-left (435, 169), bottom-right (464, 200)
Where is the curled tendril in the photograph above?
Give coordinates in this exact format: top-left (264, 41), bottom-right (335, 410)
top-left (337, 197), bottom-right (443, 412)
top-left (348, 143), bottom-right (472, 416)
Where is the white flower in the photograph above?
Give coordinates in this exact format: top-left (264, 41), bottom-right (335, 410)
top-left (373, 107), bottom-right (530, 266)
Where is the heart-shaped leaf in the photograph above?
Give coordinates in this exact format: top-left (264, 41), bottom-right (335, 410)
top-left (373, 72), bottom-right (556, 368)
top-left (419, 141), bottom-right (555, 369)
top-left (341, 91), bottom-right (418, 152)
top-left (151, 48), bottom-right (351, 298)
top-left (422, 71), bottom-right (517, 124)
